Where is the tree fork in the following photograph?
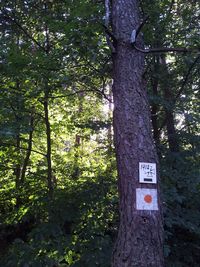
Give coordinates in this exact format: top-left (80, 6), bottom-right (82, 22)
top-left (111, 1), bottom-right (164, 266)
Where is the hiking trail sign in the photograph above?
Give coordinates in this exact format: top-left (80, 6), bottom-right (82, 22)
top-left (136, 188), bottom-right (158, 210)
top-left (139, 162), bottom-right (157, 184)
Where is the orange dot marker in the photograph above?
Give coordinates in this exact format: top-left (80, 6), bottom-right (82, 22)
top-left (144, 194), bottom-right (152, 203)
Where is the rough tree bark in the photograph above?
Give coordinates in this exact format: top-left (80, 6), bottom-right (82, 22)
top-left (150, 56), bottom-right (160, 148)
top-left (111, 1), bottom-right (164, 266)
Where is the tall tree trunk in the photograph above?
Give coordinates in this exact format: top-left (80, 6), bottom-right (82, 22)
top-left (15, 133), bottom-right (21, 208)
top-left (151, 56), bottom-right (160, 148)
top-left (111, 1), bottom-right (164, 266)
top-left (72, 91), bottom-right (83, 179)
top-left (44, 89), bottom-right (54, 198)
top-left (160, 55), bottom-right (180, 153)
top-left (43, 3), bottom-right (54, 197)
top-left (72, 134), bottom-right (81, 179)
top-left (107, 83), bottom-right (113, 155)
top-left (14, 80), bottom-right (21, 208)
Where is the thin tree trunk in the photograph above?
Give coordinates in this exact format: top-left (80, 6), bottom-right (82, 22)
top-left (107, 83), bottom-right (113, 155)
top-left (14, 80), bottom-right (22, 208)
top-left (72, 134), bottom-right (81, 179)
top-left (43, 3), bottom-right (54, 197)
top-left (44, 89), bottom-right (54, 198)
top-left (165, 110), bottom-right (179, 152)
top-left (72, 91), bottom-right (83, 179)
top-left (160, 55), bottom-right (180, 153)
top-left (111, 1), bottom-right (164, 266)
top-left (15, 136), bottom-right (21, 189)
top-left (20, 113), bottom-right (34, 184)
top-left (15, 133), bottom-right (21, 208)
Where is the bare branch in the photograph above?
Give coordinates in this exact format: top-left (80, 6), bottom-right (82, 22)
top-left (133, 44), bottom-right (198, 54)
top-left (129, 14), bottom-right (199, 55)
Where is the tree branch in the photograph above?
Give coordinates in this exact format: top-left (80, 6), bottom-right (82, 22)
top-left (175, 54), bottom-right (200, 102)
top-left (133, 44), bottom-right (198, 54)
top-left (76, 81), bottom-right (113, 103)
top-left (0, 142), bottom-right (46, 157)
top-left (102, 24), bottom-right (117, 43)
top-left (102, 24), bottom-right (117, 53)
top-left (136, 16), bottom-right (149, 38)
top-left (130, 15), bottom-right (199, 54)
top-left (49, 87), bottom-right (113, 103)
top-left (2, 9), bottom-right (46, 52)
top-left (48, 89), bottom-right (94, 99)
top-left (158, 54), bottom-right (200, 133)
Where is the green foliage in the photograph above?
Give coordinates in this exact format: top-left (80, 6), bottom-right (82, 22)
top-left (161, 150), bottom-right (200, 266)
top-left (0, 171), bottom-right (117, 267)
